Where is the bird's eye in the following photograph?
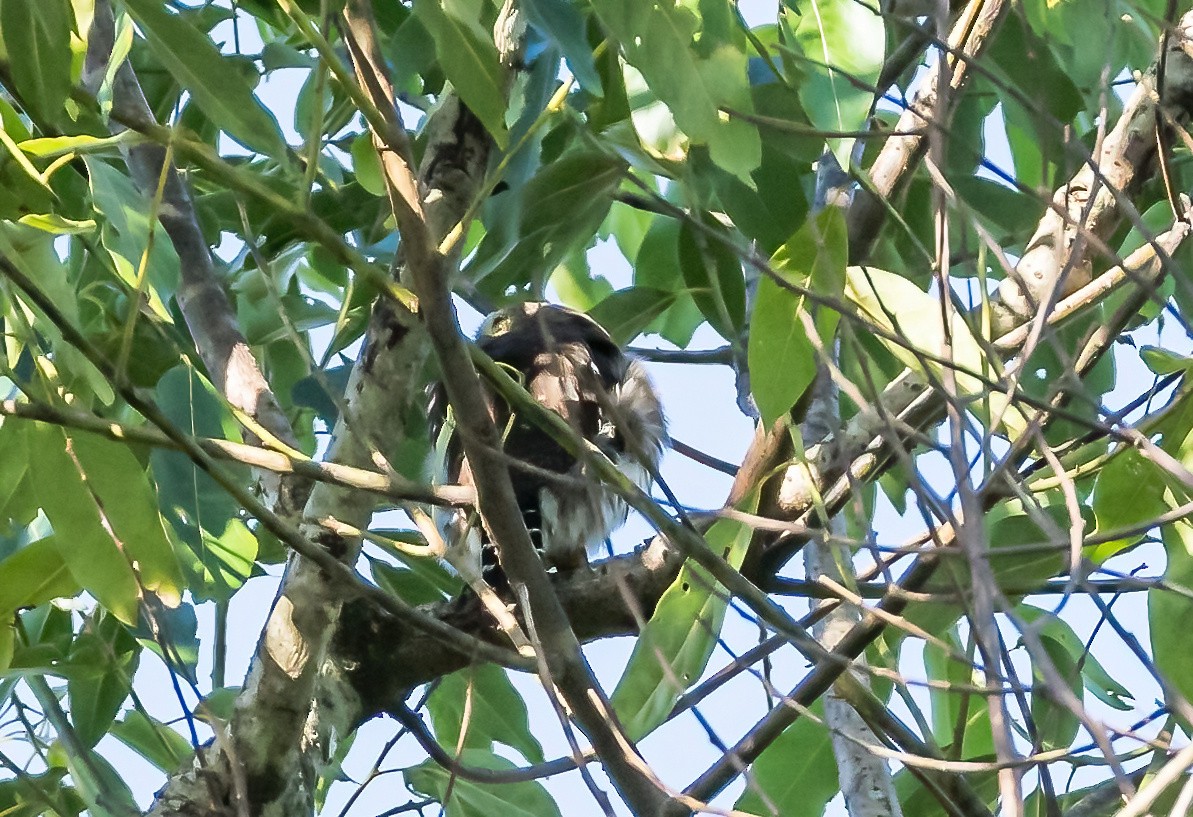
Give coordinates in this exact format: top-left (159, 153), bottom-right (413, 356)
top-left (482, 314), bottom-right (512, 336)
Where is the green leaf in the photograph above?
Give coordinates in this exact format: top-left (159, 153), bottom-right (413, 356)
top-left (0, 417), bottom-right (38, 527)
top-left (634, 218), bottom-right (704, 347)
top-left (896, 764), bottom-right (999, 817)
top-left (17, 134), bottom-right (119, 158)
top-left (983, 499), bottom-right (1075, 593)
top-left (370, 552), bottom-right (462, 606)
top-left (261, 40), bottom-right (317, 71)
top-left (521, 0), bottom-right (601, 94)
top-left (1151, 521), bottom-right (1193, 728)
top-left (85, 158), bottom-right (180, 315)
top-left (0, 619), bottom-right (12, 674)
top-left (0, 0), bottom-right (73, 124)
top-left (291, 364), bottom-right (352, 426)
top-left (1013, 608), bottom-right (1082, 750)
top-left (1142, 345), bottom-right (1193, 376)
top-left (19, 604), bottom-right (74, 658)
top-left (748, 208), bottom-right (846, 424)
top-left (0, 124), bottom-right (53, 195)
top-left (0, 536), bottom-right (80, 616)
top-left (111, 711), bottom-right (192, 772)
top-left (24, 423), bottom-right (142, 625)
top-left (925, 629), bottom-right (994, 759)
top-left (95, 10), bottom-right (137, 119)
top-left (121, 0), bottom-right (288, 157)
top-left (196, 686), bottom-right (240, 723)
top-left (17, 214), bottom-right (97, 235)
top-left (1158, 388), bottom-right (1193, 473)
top-left (350, 132), bottom-right (386, 197)
top-left (413, 0), bottom-right (508, 148)
top-left (786, 0), bottom-right (884, 167)
top-left (67, 430), bottom-right (185, 607)
top-left (614, 77), bottom-right (683, 166)
top-left (711, 137), bottom-right (811, 255)
top-left (678, 215), bottom-right (746, 340)
top-left (589, 0), bottom-right (761, 180)
top-left (908, 495), bottom-right (1074, 635)
top-left (734, 703), bottom-right (839, 817)
top-left (427, 664), bottom-right (545, 764)
top-left (549, 250), bottom-right (614, 311)
top-left (171, 520), bottom-right (258, 604)
top-left (132, 601), bottom-right (200, 684)
top-left (600, 199), bottom-right (652, 262)
top-left (0, 769), bottom-right (84, 817)
top-left (610, 518), bottom-right (753, 740)
top-left (53, 739), bottom-right (139, 817)
top-left (68, 615), bottom-right (141, 748)
top-left (951, 176), bottom-right (1041, 245)
top-left (1017, 604), bottom-right (1132, 713)
top-left (151, 367), bottom-right (257, 602)
top-left (588, 287), bottom-right (676, 345)
top-left (0, 104), bottom-right (53, 220)
top-left (315, 730), bottom-right (356, 812)
top-left (0, 224), bottom-right (115, 405)
top-left (990, 15), bottom-right (1083, 127)
top-left (406, 749), bottom-right (562, 817)
top-left (1090, 447), bottom-right (1168, 561)
top-left (474, 153), bottom-right (625, 293)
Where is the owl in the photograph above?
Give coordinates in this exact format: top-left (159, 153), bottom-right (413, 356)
top-left (432, 302), bottom-right (667, 585)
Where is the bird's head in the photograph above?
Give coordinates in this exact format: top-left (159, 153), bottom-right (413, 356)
top-left (476, 302), bottom-right (622, 374)
top-left (479, 302), bottom-right (612, 344)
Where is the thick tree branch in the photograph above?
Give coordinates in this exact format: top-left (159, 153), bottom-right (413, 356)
top-left (332, 538), bottom-right (685, 718)
top-left (806, 156), bottom-right (903, 817)
top-left (996, 12), bottom-right (1193, 328)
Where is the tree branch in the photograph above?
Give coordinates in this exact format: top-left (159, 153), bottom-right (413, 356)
top-left (997, 10), bottom-right (1193, 328)
top-left (0, 398), bottom-right (473, 507)
top-left (846, 0), bottom-right (1010, 261)
top-left (340, 4), bottom-right (673, 808)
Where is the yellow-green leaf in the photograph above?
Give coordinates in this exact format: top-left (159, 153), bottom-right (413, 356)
top-left (25, 422), bottom-right (184, 624)
top-left (846, 264), bottom-right (1026, 436)
top-left (0, 538), bottom-right (80, 617)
